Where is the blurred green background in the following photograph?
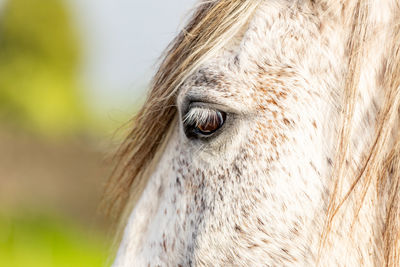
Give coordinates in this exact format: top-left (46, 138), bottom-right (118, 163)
top-left (0, 0), bottom-right (126, 266)
top-left (0, 0), bottom-right (195, 265)
top-left (0, 0), bottom-right (87, 134)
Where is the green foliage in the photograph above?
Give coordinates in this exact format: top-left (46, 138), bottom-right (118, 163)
top-left (0, 211), bottom-right (110, 267)
top-left (0, 0), bottom-right (87, 135)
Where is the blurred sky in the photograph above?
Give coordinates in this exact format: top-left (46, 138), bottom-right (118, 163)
top-left (67, 0), bottom-right (197, 116)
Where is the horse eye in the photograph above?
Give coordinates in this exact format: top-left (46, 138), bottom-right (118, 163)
top-left (184, 108), bottom-right (226, 138)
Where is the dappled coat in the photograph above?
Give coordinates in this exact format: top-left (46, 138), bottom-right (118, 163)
top-left (105, 1), bottom-right (400, 266)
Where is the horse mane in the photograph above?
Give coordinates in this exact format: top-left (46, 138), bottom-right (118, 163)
top-left (320, 2), bottom-right (400, 265)
top-left (103, 1), bottom-right (400, 265)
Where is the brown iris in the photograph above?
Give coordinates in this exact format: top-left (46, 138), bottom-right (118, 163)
top-left (184, 108), bottom-right (226, 139)
top-left (194, 110), bottom-right (226, 136)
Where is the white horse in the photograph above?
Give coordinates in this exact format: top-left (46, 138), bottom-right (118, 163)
top-left (105, 1), bottom-right (400, 266)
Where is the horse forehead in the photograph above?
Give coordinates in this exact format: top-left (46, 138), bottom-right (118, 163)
top-left (182, 3), bottom-right (324, 103)
top-left (182, 63), bottom-right (298, 109)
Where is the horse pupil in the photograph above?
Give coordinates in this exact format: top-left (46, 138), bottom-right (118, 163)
top-left (195, 110), bottom-right (225, 135)
top-left (198, 119), bottom-right (218, 132)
